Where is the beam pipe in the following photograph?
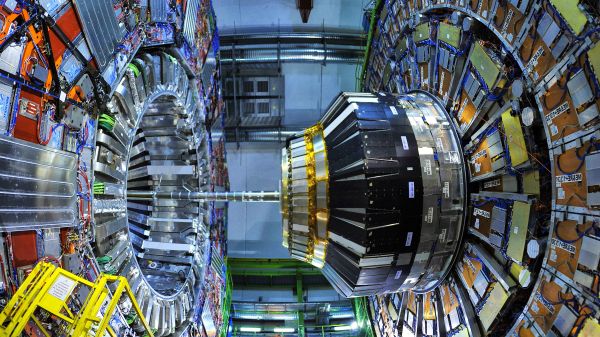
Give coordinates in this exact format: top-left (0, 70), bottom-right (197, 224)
top-left (127, 190), bottom-right (281, 202)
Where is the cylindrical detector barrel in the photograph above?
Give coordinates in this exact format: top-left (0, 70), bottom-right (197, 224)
top-left (281, 91), bottom-right (468, 297)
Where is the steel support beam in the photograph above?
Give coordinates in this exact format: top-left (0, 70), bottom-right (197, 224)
top-left (232, 270), bottom-right (323, 277)
top-left (297, 271), bottom-right (305, 337)
top-left (228, 258), bottom-right (319, 270)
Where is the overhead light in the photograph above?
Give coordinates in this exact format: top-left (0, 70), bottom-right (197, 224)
top-left (240, 327), bottom-right (261, 332)
top-left (274, 327), bottom-right (295, 333)
top-left (271, 314), bottom-right (296, 320)
top-left (334, 326), bottom-right (351, 331)
top-left (333, 321), bottom-right (358, 331)
top-left (238, 314), bottom-right (264, 320)
top-left (329, 312), bottom-right (354, 319)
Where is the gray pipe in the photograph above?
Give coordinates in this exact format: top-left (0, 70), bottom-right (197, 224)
top-left (127, 190), bottom-right (281, 202)
top-left (226, 130), bottom-right (300, 142)
top-left (221, 48), bottom-right (363, 64)
top-left (219, 26), bottom-right (365, 46)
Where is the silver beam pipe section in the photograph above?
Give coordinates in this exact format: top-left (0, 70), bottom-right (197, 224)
top-left (219, 25), bottom-right (365, 46)
top-left (221, 48), bottom-right (363, 64)
top-left (127, 190), bottom-right (281, 202)
top-left (225, 130), bottom-right (301, 142)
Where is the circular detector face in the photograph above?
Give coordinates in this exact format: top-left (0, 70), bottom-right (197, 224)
top-left (125, 93), bottom-right (205, 296)
top-left (352, 1), bottom-right (600, 336)
top-left (92, 52), bottom-right (209, 334)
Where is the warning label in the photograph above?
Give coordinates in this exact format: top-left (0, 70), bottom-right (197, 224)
top-left (545, 102), bottom-right (569, 123)
top-left (484, 179), bottom-right (501, 189)
top-left (473, 208), bottom-right (491, 219)
top-left (425, 206), bottom-right (434, 223)
top-left (471, 149), bottom-right (487, 163)
top-left (555, 173), bottom-right (583, 186)
top-left (551, 238), bottom-right (576, 254)
top-left (48, 275), bottom-right (77, 302)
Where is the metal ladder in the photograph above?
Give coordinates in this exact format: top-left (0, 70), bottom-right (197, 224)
top-left (0, 262), bottom-right (154, 337)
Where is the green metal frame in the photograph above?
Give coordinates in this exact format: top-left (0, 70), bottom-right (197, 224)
top-left (220, 258), bottom-right (234, 337)
top-left (228, 258), bottom-right (370, 337)
top-left (297, 272), bottom-right (305, 337)
top-left (353, 297), bottom-right (375, 337)
top-left (228, 258), bottom-right (322, 276)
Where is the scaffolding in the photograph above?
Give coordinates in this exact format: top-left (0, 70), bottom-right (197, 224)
top-left (0, 262), bottom-right (154, 337)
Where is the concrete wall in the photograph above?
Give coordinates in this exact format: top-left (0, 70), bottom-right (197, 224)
top-left (283, 63), bottom-right (358, 127)
top-left (226, 142), bottom-right (287, 258)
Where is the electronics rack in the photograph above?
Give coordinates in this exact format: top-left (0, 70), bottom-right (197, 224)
top-left (362, 0), bottom-right (600, 336)
top-left (0, 0), bottom-right (228, 336)
top-left (198, 95), bottom-right (230, 337)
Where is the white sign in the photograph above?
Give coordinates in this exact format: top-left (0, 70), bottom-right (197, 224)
top-left (48, 275), bottom-right (77, 302)
top-left (473, 208), bottom-right (491, 219)
top-left (401, 136), bottom-right (409, 150)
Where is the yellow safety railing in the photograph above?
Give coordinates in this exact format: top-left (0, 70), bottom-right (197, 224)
top-left (0, 262), bottom-right (154, 337)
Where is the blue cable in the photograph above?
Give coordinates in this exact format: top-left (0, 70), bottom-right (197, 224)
top-left (50, 122), bottom-right (66, 133)
top-left (475, 290), bottom-right (492, 313)
top-left (416, 39), bottom-right (437, 47)
top-left (472, 197), bottom-right (511, 210)
top-left (438, 40), bottom-right (460, 55)
top-left (12, 0), bottom-right (23, 14)
top-left (397, 49), bottom-right (408, 61)
top-left (557, 138), bottom-right (600, 175)
top-left (577, 27), bottom-right (600, 41)
top-left (472, 199), bottom-right (492, 207)
top-left (76, 192), bottom-right (90, 201)
top-left (487, 89), bottom-right (506, 101)
top-left (75, 119), bottom-right (91, 154)
top-left (576, 137), bottom-right (599, 160)
top-left (555, 219), bottom-right (599, 244)
top-left (36, 229), bottom-right (44, 258)
top-left (42, 122), bottom-right (66, 145)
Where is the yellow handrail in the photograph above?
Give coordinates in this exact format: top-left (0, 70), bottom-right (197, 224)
top-left (0, 262), bottom-right (154, 337)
